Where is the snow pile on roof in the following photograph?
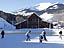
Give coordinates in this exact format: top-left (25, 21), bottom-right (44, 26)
top-left (0, 17), bottom-right (16, 30)
top-left (23, 12), bottom-right (34, 16)
top-left (40, 12), bottom-right (54, 22)
top-left (15, 20), bottom-right (26, 25)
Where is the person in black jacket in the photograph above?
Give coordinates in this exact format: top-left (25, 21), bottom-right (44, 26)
top-left (1, 30), bottom-right (5, 39)
top-left (59, 30), bottom-right (62, 39)
top-left (39, 32), bottom-right (43, 43)
top-left (25, 30), bottom-right (31, 41)
top-left (39, 30), bottom-right (47, 43)
top-left (43, 30), bottom-right (47, 41)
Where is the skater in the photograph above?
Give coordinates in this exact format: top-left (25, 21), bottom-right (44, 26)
top-left (25, 30), bottom-right (31, 41)
top-left (59, 30), bottom-right (62, 39)
top-left (1, 30), bottom-right (5, 39)
top-left (43, 30), bottom-right (47, 41)
top-left (39, 32), bottom-right (43, 43)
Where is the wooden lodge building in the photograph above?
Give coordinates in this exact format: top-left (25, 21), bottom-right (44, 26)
top-left (15, 13), bottom-right (53, 29)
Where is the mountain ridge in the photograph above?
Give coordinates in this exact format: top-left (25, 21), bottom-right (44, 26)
top-left (11, 2), bottom-right (64, 23)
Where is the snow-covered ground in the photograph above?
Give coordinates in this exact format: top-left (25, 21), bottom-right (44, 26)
top-left (1, 28), bottom-right (64, 35)
top-left (0, 33), bottom-right (64, 48)
top-left (24, 36), bottom-right (64, 44)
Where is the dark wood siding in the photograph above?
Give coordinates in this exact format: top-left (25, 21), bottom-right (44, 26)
top-left (15, 13), bottom-right (53, 29)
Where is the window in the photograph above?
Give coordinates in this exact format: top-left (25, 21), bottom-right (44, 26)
top-left (32, 18), bottom-right (36, 22)
top-left (30, 25), bottom-right (37, 28)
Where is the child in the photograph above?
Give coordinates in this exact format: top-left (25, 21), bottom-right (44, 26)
top-left (25, 30), bottom-right (31, 41)
top-left (43, 30), bottom-right (47, 41)
top-left (1, 30), bottom-right (5, 39)
top-left (39, 32), bottom-right (43, 43)
top-left (59, 30), bottom-right (62, 39)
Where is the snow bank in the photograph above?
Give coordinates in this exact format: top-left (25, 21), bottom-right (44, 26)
top-left (5, 28), bottom-right (64, 35)
top-left (0, 17), bottom-right (16, 30)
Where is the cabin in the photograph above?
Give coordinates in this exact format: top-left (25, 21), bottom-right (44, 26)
top-left (15, 13), bottom-right (53, 29)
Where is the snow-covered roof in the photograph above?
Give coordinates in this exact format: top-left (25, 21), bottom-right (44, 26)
top-left (53, 22), bottom-right (58, 25)
top-left (40, 12), bottom-right (53, 21)
top-left (15, 20), bottom-right (26, 25)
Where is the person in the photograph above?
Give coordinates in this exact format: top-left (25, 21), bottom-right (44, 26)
top-left (39, 32), bottom-right (43, 43)
top-left (1, 30), bottom-right (5, 39)
top-left (59, 30), bottom-right (62, 39)
top-left (39, 30), bottom-right (47, 43)
top-left (43, 30), bottom-right (47, 41)
top-left (25, 30), bottom-right (31, 41)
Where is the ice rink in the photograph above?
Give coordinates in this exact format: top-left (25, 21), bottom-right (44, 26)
top-left (0, 34), bottom-right (64, 48)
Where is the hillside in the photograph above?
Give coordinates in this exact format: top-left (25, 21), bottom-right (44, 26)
top-left (12, 2), bottom-right (64, 23)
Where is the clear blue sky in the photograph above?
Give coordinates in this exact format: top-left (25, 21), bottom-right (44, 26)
top-left (0, 0), bottom-right (63, 12)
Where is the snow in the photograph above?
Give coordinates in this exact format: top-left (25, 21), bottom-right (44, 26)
top-left (15, 11), bottom-right (34, 16)
top-left (40, 13), bottom-right (54, 22)
top-left (15, 11), bottom-right (26, 15)
top-left (49, 5), bottom-right (58, 9)
top-left (15, 20), bottom-right (26, 25)
top-left (35, 2), bottom-right (52, 11)
top-left (30, 2), bottom-right (52, 11)
top-left (23, 12), bottom-right (34, 16)
top-left (52, 2), bottom-right (60, 5)
top-left (0, 17), bottom-right (16, 30)
top-left (1, 28), bottom-right (64, 35)
top-left (24, 36), bottom-right (64, 44)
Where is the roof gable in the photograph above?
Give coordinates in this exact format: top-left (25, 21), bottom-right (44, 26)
top-left (27, 13), bottom-right (42, 20)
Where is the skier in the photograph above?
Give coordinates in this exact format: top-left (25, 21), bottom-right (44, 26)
top-left (1, 30), bottom-right (5, 39)
top-left (25, 30), bottom-right (31, 41)
top-left (43, 30), bottom-right (47, 41)
top-left (39, 32), bottom-right (43, 43)
top-left (59, 30), bottom-right (62, 39)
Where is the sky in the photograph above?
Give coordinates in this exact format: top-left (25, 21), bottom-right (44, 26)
top-left (0, 0), bottom-right (63, 12)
